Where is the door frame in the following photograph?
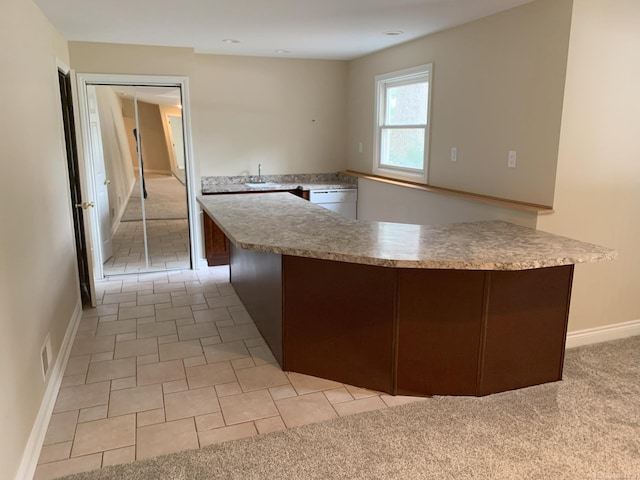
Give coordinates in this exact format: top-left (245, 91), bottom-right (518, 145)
top-left (75, 73), bottom-right (200, 278)
top-left (57, 59), bottom-right (98, 306)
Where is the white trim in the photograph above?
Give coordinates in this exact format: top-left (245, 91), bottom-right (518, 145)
top-left (373, 63), bottom-right (433, 184)
top-left (15, 300), bottom-right (83, 480)
top-left (110, 179), bottom-right (137, 236)
top-left (566, 319), bottom-right (640, 349)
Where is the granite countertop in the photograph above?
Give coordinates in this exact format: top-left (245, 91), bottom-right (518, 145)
top-left (197, 192), bottom-right (616, 271)
top-left (201, 172), bottom-right (356, 194)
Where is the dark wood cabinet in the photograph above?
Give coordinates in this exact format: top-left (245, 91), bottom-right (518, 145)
top-left (203, 213), bottom-right (230, 266)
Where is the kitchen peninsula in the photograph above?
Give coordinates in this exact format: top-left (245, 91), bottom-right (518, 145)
top-left (197, 192), bottom-right (615, 397)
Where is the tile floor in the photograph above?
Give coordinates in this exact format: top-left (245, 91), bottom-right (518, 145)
top-left (103, 219), bottom-right (190, 275)
top-left (34, 266), bottom-right (424, 480)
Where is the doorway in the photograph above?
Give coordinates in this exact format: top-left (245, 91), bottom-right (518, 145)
top-left (76, 74), bottom-right (199, 280)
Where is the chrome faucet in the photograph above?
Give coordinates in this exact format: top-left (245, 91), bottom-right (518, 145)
top-left (257, 163), bottom-right (264, 183)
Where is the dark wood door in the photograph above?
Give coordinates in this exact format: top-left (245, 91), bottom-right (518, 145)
top-left (58, 70), bottom-right (92, 305)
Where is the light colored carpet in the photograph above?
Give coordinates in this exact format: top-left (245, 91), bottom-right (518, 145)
top-left (63, 337), bottom-right (639, 480)
top-left (122, 173), bottom-right (188, 221)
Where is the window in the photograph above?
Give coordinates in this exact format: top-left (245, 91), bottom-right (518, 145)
top-left (374, 64), bottom-right (432, 183)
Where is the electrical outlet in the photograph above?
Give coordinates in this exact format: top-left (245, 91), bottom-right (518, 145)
top-left (508, 150), bottom-right (517, 168)
top-left (451, 147), bottom-right (457, 162)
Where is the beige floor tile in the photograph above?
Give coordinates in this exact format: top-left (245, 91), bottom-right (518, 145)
top-left (78, 405), bottom-right (108, 423)
top-left (137, 408), bottom-right (165, 427)
top-left (275, 392), bottom-right (338, 428)
top-left (33, 453), bottom-right (102, 480)
top-left (248, 345), bottom-right (277, 366)
top-left (193, 308), bottom-right (230, 324)
top-left (61, 374), bottom-right (86, 388)
top-left (287, 372), bottom-right (343, 395)
top-left (244, 337), bottom-right (266, 348)
top-left (136, 418), bottom-right (199, 460)
top-left (345, 384), bottom-right (382, 399)
top-left (121, 281), bottom-right (154, 292)
top-left (219, 390), bottom-right (278, 425)
top-left (269, 385), bottom-right (298, 400)
top-left (137, 292), bottom-right (171, 306)
top-left (114, 338), bottom-right (158, 359)
top-left (171, 293), bottom-right (206, 307)
top-left (137, 316), bottom-right (156, 325)
top-left (255, 416), bottom-right (287, 434)
top-left (137, 353), bottom-right (159, 365)
top-left (229, 309), bottom-right (253, 325)
top-left (44, 411), bottom-right (78, 445)
top-left (137, 359), bottom-right (185, 386)
top-left (109, 384), bottom-right (164, 417)
top-left (64, 355), bottom-right (91, 377)
top-left (70, 335), bottom-right (115, 357)
top-left (95, 319), bottom-right (137, 337)
top-left (183, 355), bottom-right (206, 367)
top-left (102, 446), bottom-right (136, 467)
top-left (38, 441), bottom-right (72, 464)
top-left (203, 340), bottom-right (250, 363)
top-left (111, 377), bottom-right (137, 391)
top-left (177, 322), bottom-right (219, 341)
top-left (159, 339), bottom-right (203, 361)
top-left (163, 379), bottom-right (189, 394)
top-left (118, 305), bottom-right (155, 320)
top-left (200, 336), bottom-right (222, 346)
top-left (332, 396), bottom-right (386, 417)
top-left (176, 317), bottom-right (195, 326)
top-left (155, 306), bottom-right (193, 322)
top-left (137, 320), bottom-right (177, 339)
top-left (195, 412), bottom-right (225, 431)
top-left (86, 358), bottom-right (136, 383)
top-left (206, 295), bottom-right (243, 309)
top-left (235, 363), bottom-right (289, 392)
top-left (198, 422), bottom-right (257, 447)
top-left (214, 319), bottom-right (235, 328)
top-left (323, 387), bottom-right (355, 404)
top-left (117, 333), bottom-right (138, 342)
top-left (185, 361), bottom-right (237, 389)
top-left (98, 314), bottom-right (119, 323)
top-left (90, 351), bottom-right (114, 363)
top-left (164, 386), bottom-right (220, 421)
top-left (77, 318), bottom-right (98, 335)
top-left (231, 357), bottom-right (256, 370)
top-left (71, 414), bottom-right (136, 457)
top-left (217, 323), bottom-right (261, 343)
top-left (54, 382), bottom-right (110, 414)
top-left (158, 334), bottom-right (179, 344)
top-left (83, 304), bottom-right (119, 318)
top-left (102, 292), bottom-right (137, 305)
top-left (215, 382), bottom-right (242, 397)
top-left (380, 395), bottom-right (426, 407)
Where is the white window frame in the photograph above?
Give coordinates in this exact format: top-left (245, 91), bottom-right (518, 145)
top-left (373, 63), bottom-right (433, 183)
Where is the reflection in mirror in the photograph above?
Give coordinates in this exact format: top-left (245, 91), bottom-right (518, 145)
top-left (90, 84), bottom-right (190, 275)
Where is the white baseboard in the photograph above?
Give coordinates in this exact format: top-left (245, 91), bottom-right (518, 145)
top-left (132, 167), bottom-right (172, 176)
top-left (566, 319), bottom-right (640, 349)
top-left (15, 299), bottom-right (83, 480)
top-left (111, 179), bottom-right (137, 236)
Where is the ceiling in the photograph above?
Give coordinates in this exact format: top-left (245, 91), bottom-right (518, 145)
top-left (35, 0), bottom-right (532, 60)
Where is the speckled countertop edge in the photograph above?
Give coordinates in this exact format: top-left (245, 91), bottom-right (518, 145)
top-left (197, 193), bottom-right (617, 271)
top-left (201, 172), bottom-right (356, 194)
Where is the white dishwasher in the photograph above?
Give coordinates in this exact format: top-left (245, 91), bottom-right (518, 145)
top-left (309, 189), bottom-right (357, 219)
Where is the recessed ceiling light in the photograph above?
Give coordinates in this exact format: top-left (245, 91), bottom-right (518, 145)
top-left (274, 50), bottom-right (290, 54)
top-left (222, 39), bottom-right (240, 44)
top-left (383, 30), bottom-right (404, 36)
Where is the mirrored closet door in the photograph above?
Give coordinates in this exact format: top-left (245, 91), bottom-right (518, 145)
top-left (85, 83), bottom-right (190, 275)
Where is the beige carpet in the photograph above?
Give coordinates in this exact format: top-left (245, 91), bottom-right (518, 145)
top-left (63, 337), bottom-right (639, 480)
top-left (122, 173), bottom-right (188, 221)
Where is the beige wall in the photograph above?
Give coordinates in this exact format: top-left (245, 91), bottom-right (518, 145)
top-left (347, 0), bottom-right (572, 206)
top-left (94, 87), bottom-right (136, 230)
top-left (0, 0), bottom-right (76, 477)
top-left (537, 0), bottom-right (640, 332)
top-left (121, 98), bottom-right (172, 173)
top-left (193, 54), bottom-right (348, 177)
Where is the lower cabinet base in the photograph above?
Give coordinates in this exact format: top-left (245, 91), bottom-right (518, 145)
top-left (230, 245), bottom-right (574, 397)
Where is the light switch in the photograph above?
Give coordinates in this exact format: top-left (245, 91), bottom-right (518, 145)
top-left (451, 147), bottom-right (457, 162)
top-left (508, 150), bottom-right (517, 168)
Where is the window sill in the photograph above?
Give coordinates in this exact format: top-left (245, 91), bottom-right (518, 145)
top-left (340, 170), bottom-right (554, 215)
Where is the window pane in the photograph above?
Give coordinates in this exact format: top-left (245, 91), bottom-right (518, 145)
top-left (380, 128), bottom-right (425, 170)
top-left (385, 82), bottom-right (428, 125)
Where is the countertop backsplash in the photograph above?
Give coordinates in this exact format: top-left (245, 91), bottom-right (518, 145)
top-left (201, 172), bottom-right (356, 193)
